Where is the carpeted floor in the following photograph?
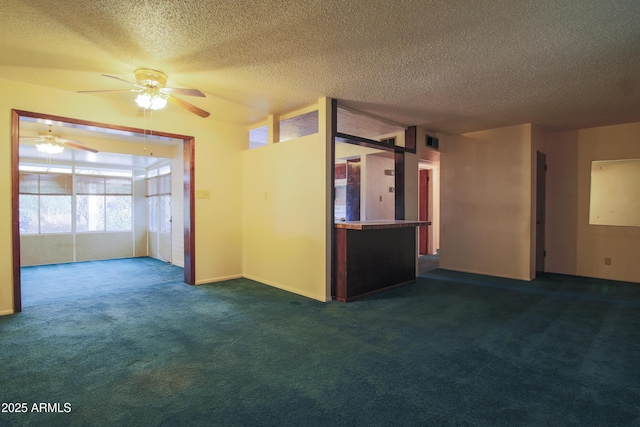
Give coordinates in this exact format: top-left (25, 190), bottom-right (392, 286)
top-left (1, 257), bottom-right (639, 426)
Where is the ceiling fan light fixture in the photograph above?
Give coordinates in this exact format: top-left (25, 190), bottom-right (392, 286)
top-left (150, 93), bottom-right (168, 110)
top-left (36, 142), bottom-right (65, 154)
top-left (78, 68), bottom-right (210, 118)
top-left (135, 91), bottom-right (167, 110)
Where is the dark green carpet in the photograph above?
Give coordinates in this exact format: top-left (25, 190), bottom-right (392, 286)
top-left (1, 258), bottom-right (639, 426)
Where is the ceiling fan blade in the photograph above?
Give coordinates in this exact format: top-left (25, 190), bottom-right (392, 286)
top-left (162, 87), bottom-right (206, 97)
top-left (101, 74), bottom-right (137, 86)
top-left (63, 141), bottom-right (99, 153)
top-left (167, 95), bottom-right (210, 118)
top-left (77, 89), bottom-right (137, 94)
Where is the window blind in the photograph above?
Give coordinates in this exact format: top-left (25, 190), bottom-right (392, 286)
top-left (147, 174), bottom-right (171, 196)
top-left (19, 172), bottom-right (72, 195)
top-left (76, 175), bottom-right (132, 195)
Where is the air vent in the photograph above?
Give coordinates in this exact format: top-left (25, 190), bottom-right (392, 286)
top-left (426, 135), bottom-right (439, 150)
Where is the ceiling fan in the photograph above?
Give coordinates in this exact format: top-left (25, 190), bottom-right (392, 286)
top-left (77, 68), bottom-right (210, 118)
top-left (21, 125), bottom-right (99, 155)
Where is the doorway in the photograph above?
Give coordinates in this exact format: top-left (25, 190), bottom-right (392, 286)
top-left (11, 110), bottom-right (197, 313)
top-left (146, 164), bottom-right (173, 263)
top-left (535, 151), bottom-right (546, 277)
top-left (419, 168), bottom-right (432, 255)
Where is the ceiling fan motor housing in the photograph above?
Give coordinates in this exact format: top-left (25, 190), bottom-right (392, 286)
top-left (135, 68), bottom-right (167, 88)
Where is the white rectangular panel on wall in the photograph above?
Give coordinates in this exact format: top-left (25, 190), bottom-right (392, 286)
top-left (589, 159), bottom-right (640, 227)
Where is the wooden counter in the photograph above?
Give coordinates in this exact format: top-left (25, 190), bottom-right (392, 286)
top-left (334, 220), bottom-right (427, 230)
top-left (333, 220), bottom-right (430, 302)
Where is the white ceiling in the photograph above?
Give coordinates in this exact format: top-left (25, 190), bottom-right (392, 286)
top-left (18, 117), bottom-right (181, 169)
top-left (2, 0), bottom-right (640, 134)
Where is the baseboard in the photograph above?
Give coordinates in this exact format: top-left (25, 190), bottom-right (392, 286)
top-left (195, 274), bottom-right (243, 285)
top-left (0, 309), bottom-right (15, 316)
top-left (242, 274), bottom-right (330, 302)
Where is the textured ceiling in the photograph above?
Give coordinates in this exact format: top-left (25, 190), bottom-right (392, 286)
top-left (1, 0), bottom-right (640, 134)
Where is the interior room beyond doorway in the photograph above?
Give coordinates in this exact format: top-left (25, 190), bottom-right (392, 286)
top-left (12, 110), bottom-right (196, 313)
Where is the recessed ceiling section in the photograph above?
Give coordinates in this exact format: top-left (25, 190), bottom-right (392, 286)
top-left (18, 145), bottom-right (168, 169)
top-left (19, 116), bottom-right (182, 145)
top-left (18, 116), bottom-right (183, 169)
top-left (337, 106), bottom-right (406, 143)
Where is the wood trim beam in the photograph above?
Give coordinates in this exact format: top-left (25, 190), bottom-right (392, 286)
top-left (331, 98), bottom-right (338, 297)
top-left (184, 138), bottom-right (196, 285)
top-left (11, 110), bottom-right (22, 313)
top-left (405, 126), bottom-right (417, 151)
top-left (395, 151), bottom-right (405, 220)
top-left (335, 132), bottom-right (417, 154)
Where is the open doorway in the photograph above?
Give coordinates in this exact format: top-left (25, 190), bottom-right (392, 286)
top-left (11, 110), bottom-right (196, 313)
top-left (418, 156), bottom-right (440, 275)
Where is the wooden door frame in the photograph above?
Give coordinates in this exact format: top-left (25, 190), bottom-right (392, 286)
top-left (11, 109), bottom-right (197, 313)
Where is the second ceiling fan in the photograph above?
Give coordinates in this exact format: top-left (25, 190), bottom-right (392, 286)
top-left (78, 68), bottom-right (210, 118)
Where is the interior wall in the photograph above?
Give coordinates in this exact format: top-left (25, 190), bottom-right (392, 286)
top-left (192, 119), bottom-right (246, 285)
top-left (440, 124), bottom-right (533, 280)
top-left (21, 232), bottom-right (138, 266)
top-left (364, 154), bottom-right (394, 220)
top-left (242, 131), bottom-right (329, 301)
top-left (76, 233), bottom-right (133, 261)
top-left (20, 235), bottom-right (73, 266)
top-left (546, 122), bottom-right (640, 283)
top-left (133, 172), bottom-right (148, 257)
top-left (242, 99), bottom-right (330, 301)
top-left (545, 130), bottom-right (579, 275)
top-left (0, 78), bottom-right (246, 315)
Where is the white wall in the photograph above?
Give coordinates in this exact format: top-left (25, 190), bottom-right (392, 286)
top-left (134, 172), bottom-right (148, 257)
top-left (546, 122), bottom-right (640, 283)
top-left (545, 130), bottom-right (579, 275)
top-left (440, 124), bottom-right (534, 280)
top-left (20, 235), bottom-right (73, 265)
top-left (364, 154), bottom-right (395, 220)
top-left (242, 99), bottom-right (331, 301)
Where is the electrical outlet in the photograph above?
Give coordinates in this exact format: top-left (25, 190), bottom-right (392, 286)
top-left (605, 257), bottom-right (612, 265)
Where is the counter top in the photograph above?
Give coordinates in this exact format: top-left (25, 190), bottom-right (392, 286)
top-left (334, 220), bottom-right (431, 230)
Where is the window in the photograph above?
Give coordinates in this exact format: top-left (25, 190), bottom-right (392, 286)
top-left (76, 173), bottom-right (133, 232)
top-left (279, 110), bottom-right (318, 142)
top-left (147, 169), bottom-right (171, 233)
top-left (19, 170), bottom-right (72, 234)
top-left (249, 125), bottom-right (268, 149)
top-left (18, 165), bottom-right (133, 235)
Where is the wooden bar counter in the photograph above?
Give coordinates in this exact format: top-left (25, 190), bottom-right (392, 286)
top-left (333, 220), bottom-right (429, 302)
